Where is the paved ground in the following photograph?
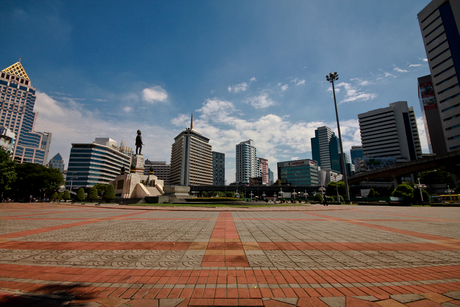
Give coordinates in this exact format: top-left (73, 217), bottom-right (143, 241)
top-left (0, 203), bottom-right (459, 306)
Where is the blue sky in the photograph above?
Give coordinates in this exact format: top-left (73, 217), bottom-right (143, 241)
top-left (1, 0), bottom-right (432, 183)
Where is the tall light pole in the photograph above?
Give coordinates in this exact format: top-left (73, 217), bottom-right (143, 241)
top-left (326, 72), bottom-right (350, 203)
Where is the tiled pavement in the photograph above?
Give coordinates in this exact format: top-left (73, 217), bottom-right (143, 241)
top-left (0, 203), bottom-right (459, 306)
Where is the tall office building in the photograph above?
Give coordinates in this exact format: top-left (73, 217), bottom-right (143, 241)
top-left (212, 151), bottom-right (225, 186)
top-left (0, 61), bottom-right (51, 164)
top-left (258, 157), bottom-right (269, 185)
top-left (170, 126), bottom-right (213, 186)
top-left (144, 160), bottom-right (170, 185)
top-left (268, 168), bottom-right (274, 185)
top-left (66, 138), bottom-right (131, 189)
top-left (48, 153), bottom-right (65, 173)
top-left (235, 139), bottom-right (258, 184)
top-left (358, 101), bottom-right (423, 162)
top-left (311, 126), bottom-right (341, 173)
top-left (418, 0), bottom-right (460, 152)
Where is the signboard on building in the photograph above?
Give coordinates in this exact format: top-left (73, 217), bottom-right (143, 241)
top-left (361, 158), bottom-right (397, 171)
top-left (419, 81), bottom-right (437, 110)
top-left (278, 159), bottom-right (316, 168)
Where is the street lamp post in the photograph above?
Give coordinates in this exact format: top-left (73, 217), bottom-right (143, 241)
top-left (326, 72), bottom-right (350, 203)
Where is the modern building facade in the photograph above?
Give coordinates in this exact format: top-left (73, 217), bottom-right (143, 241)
top-left (418, 1), bottom-right (460, 152)
top-left (0, 61), bottom-right (51, 164)
top-left (358, 101), bottom-right (423, 162)
top-left (65, 138), bottom-right (131, 189)
top-left (258, 157), bottom-right (269, 185)
top-left (48, 153), bottom-right (65, 173)
top-left (277, 159), bottom-right (319, 186)
top-left (170, 127), bottom-right (213, 186)
top-left (235, 139), bottom-right (258, 184)
top-left (311, 126), bottom-right (341, 173)
top-left (144, 160), bottom-right (170, 185)
top-left (212, 151), bottom-right (225, 186)
top-left (268, 168), bottom-right (274, 185)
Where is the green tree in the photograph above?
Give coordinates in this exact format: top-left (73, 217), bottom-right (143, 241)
top-left (76, 188), bottom-right (85, 202)
top-left (392, 183), bottom-right (414, 203)
top-left (225, 191), bottom-right (235, 198)
top-left (413, 187), bottom-right (430, 203)
top-left (10, 163), bottom-right (64, 199)
top-left (326, 181), bottom-right (345, 196)
top-left (104, 184), bottom-right (115, 202)
top-left (88, 186), bottom-right (98, 202)
top-left (455, 180), bottom-right (460, 193)
top-left (420, 169), bottom-right (453, 185)
top-left (202, 191), bottom-right (208, 197)
top-left (94, 183), bottom-right (108, 196)
top-left (63, 190), bottom-right (71, 201)
top-left (57, 192), bottom-right (63, 200)
top-left (273, 179), bottom-right (285, 186)
top-left (0, 149), bottom-right (16, 194)
top-left (51, 192), bottom-right (58, 201)
top-left (368, 188), bottom-right (380, 197)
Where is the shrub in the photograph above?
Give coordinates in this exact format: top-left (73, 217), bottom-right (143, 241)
top-left (88, 186), bottom-right (98, 202)
top-left (368, 188), bottom-right (380, 197)
top-left (63, 190), bottom-right (71, 201)
top-left (314, 193), bottom-right (323, 202)
top-left (104, 184), bottom-right (115, 202)
top-left (392, 183), bottom-right (414, 203)
top-left (76, 188), bottom-right (85, 202)
top-left (51, 192), bottom-right (58, 201)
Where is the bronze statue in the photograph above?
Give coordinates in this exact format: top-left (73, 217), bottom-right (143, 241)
top-left (135, 130), bottom-right (144, 155)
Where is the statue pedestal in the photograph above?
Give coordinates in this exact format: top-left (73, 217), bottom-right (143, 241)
top-left (132, 154), bottom-right (145, 174)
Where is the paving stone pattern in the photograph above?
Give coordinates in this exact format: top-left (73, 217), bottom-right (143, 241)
top-left (0, 203), bottom-right (459, 306)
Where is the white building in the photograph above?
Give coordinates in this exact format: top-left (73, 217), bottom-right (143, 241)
top-left (236, 139), bottom-right (258, 184)
top-left (170, 127), bottom-right (213, 186)
top-left (418, 0), bottom-right (460, 152)
top-left (358, 101), bottom-right (422, 162)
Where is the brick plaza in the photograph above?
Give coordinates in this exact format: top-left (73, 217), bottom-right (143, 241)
top-left (0, 203), bottom-right (459, 306)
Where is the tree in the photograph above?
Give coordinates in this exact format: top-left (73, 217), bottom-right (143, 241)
top-left (456, 180), bottom-right (460, 193)
top-left (413, 187), bottom-right (430, 203)
top-left (57, 192), bottom-right (63, 200)
top-left (0, 149), bottom-right (16, 194)
top-left (326, 181), bottom-right (345, 197)
top-left (273, 179), bottom-right (285, 186)
top-left (368, 188), bottom-right (380, 197)
top-left (104, 184), bottom-right (115, 202)
top-left (10, 163), bottom-right (64, 199)
top-left (94, 183), bottom-right (108, 196)
top-left (88, 186), bottom-right (98, 202)
top-left (392, 183), bottom-right (414, 203)
top-left (419, 169), bottom-right (453, 185)
top-left (63, 190), bottom-right (71, 201)
top-left (76, 188), bottom-right (85, 202)
top-left (51, 192), bottom-right (58, 201)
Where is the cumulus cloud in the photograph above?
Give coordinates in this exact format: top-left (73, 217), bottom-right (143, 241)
top-left (409, 64), bottom-right (422, 67)
top-left (142, 86), bottom-right (168, 103)
top-left (250, 77), bottom-right (257, 82)
top-left (280, 84), bottom-right (289, 92)
top-left (123, 106), bottom-right (132, 112)
top-left (245, 93), bottom-right (277, 109)
top-left (227, 82), bottom-right (248, 93)
top-left (335, 82), bottom-right (377, 104)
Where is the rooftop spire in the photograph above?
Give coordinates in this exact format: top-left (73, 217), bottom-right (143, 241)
top-left (191, 114), bottom-right (193, 130)
top-left (2, 61), bottom-right (30, 80)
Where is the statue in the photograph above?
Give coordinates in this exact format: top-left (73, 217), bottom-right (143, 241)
top-left (135, 130), bottom-right (144, 155)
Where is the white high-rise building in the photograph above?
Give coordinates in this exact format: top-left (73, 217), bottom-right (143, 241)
top-left (418, 0), bottom-right (460, 152)
top-left (0, 61), bottom-right (51, 164)
top-left (170, 126), bottom-right (212, 186)
top-left (358, 101), bottom-right (423, 162)
top-left (236, 139), bottom-right (258, 184)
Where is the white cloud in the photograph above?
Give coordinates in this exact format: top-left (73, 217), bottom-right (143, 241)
top-left (409, 64), bottom-right (422, 67)
top-left (335, 82), bottom-right (377, 104)
top-left (394, 67), bottom-right (408, 73)
top-left (34, 92), bottom-right (175, 169)
top-left (123, 106), bottom-right (132, 112)
top-left (171, 114), bottom-right (191, 127)
top-left (350, 78), bottom-right (371, 86)
top-left (227, 82), bottom-right (248, 93)
top-left (250, 77), bottom-right (257, 82)
top-left (291, 78), bottom-right (306, 86)
top-left (280, 84), bottom-right (289, 92)
top-left (142, 86), bottom-right (168, 103)
top-left (245, 93), bottom-right (277, 109)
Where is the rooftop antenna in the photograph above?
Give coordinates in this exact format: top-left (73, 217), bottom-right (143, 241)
top-left (191, 113), bottom-right (193, 130)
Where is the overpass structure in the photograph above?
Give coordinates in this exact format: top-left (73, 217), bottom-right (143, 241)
top-left (348, 150), bottom-right (460, 186)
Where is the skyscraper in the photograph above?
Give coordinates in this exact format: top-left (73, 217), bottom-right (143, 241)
top-left (311, 126), bottom-right (341, 173)
top-left (0, 61), bottom-right (51, 164)
top-left (212, 151), bottom-right (225, 186)
top-left (144, 160), bottom-right (170, 185)
top-left (170, 124), bottom-right (213, 186)
top-left (235, 139), bottom-right (258, 184)
top-left (358, 101), bottom-right (422, 162)
top-left (418, 0), bottom-right (460, 152)
top-left (48, 153), bottom-right (65, 173)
